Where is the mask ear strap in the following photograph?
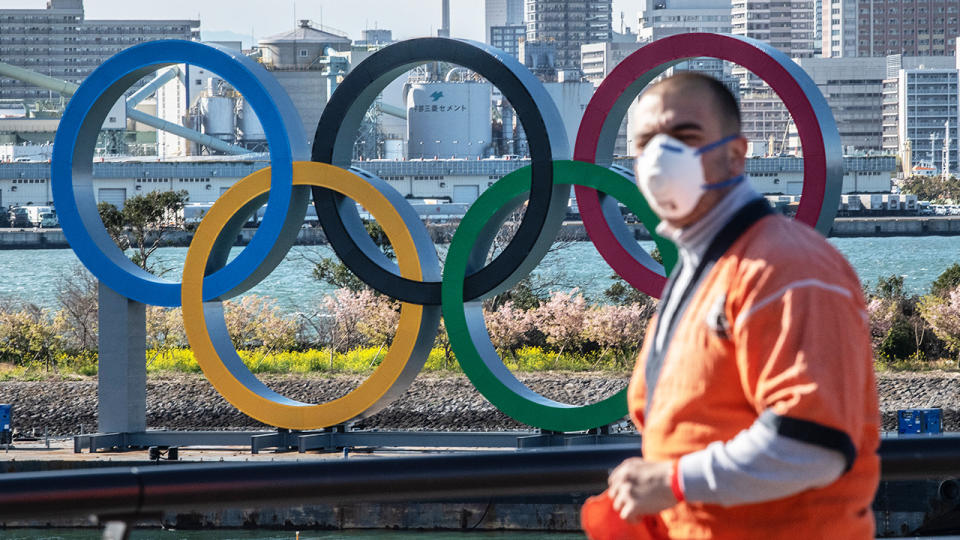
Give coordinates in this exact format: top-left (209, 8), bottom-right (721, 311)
top-left (695, 133), bottom-right (740, 156)
top-left (703, 174), bottom-right (745, 191)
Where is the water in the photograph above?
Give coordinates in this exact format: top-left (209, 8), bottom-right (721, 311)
top-left (1, 236), bottom-right (959, 313)
top-left (0, 530), bottom-right (581, 539)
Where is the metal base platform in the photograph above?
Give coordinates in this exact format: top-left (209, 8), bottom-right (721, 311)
top-left (73, 426), bottom-right (641, 454)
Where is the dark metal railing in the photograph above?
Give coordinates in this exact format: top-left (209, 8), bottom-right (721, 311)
top-left (1, 435), bottom-right (959, 521)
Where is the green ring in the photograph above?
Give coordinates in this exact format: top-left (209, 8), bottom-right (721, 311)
top-left (441, 160), bottom-right (676, 432)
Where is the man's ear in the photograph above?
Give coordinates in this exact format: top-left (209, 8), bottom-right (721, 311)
top-left (728, 135), bottom-right (748, 175)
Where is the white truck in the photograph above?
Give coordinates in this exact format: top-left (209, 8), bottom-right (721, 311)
top-left (9, 205), bottom-right (55, 228)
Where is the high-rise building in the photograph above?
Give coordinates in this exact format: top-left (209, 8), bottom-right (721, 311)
top-left (633, 0), bottom-right (737, 95)
top-left (524, 0), bottom-right (613, 70)
top-left (815, 0), bottom-right (824, 47)
top-left (822, 0), bottom-right (960, 58)
top-left (793, 57), bottom-right (887, 151)
top-left (491, 25), bottom-right (527, 58)
top-left (0, 0), bottom-right (199, 102)
top-left (731, 0), bottom-right (816, 155)
top-left (732, 0), bottom-right (817, 60)
top-left (632, 0), bottom-right (737, 99)
top-left (637, 0), bottom-right (732, 42)
top-left (581, 41), bottom-right (643, 84)
top-left (882, 54), bottom-right (959, 175)
top-left (486, 0), bottom-right (525, 59)
top-left (821, 0), bottom-right (859, 57)
top-left (617, 1), bottom-right (737, 157)
top-left (485, 0), bottom-right (525, 38)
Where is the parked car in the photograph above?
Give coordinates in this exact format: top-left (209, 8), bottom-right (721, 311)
top-left (39, 211), bottom-right (58, 228)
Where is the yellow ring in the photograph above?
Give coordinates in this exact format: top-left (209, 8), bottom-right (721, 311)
top-left (182, 161), bottom-right (430, 429)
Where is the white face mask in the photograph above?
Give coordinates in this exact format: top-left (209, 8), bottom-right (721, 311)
top-left (635, 133), bottom-right (743, 221)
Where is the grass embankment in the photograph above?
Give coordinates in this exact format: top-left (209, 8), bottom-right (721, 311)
top-left (873, 357), bottom-right (960, 373)
top-left (0, 346), bottom-right (639, 381)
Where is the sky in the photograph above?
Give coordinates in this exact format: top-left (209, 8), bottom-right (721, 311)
top-left (4, 0), bottom-right (646, 48)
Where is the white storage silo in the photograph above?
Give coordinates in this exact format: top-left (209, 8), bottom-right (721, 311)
top-left (199, 95), bottom-right (237, 143)
top-left (407, 82), bottom-right (491, 159)
top-left (236, 98), bottom-right (266, 144)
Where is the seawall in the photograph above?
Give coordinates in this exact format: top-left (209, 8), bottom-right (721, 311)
top-left (2, 216), bottom-right (960, 250)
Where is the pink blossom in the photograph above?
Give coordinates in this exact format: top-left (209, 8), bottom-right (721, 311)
top-left (321, 288), bottom-right (400, 351)
top-left (919, 286), bottom-right (960, 356)
top-left (484, 301), bottom-right (534, 351)
top-left (529, 289), bottom-right (588, 351)
top-left (866, 297), bottom-right (896, 349)
top-left (583, 303), bottom-right (655, 350)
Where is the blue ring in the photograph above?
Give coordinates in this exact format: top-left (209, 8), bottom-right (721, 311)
top-left (52, 40), bottom-right (308, 306)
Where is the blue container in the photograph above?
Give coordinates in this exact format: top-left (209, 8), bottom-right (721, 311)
top-left (897, 408), bottom-right (942, 435)
top-left (0, 403), bottom-right (10, 444)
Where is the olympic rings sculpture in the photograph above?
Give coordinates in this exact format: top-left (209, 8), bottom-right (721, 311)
top-left (51, 33), bottom-right (841, 432)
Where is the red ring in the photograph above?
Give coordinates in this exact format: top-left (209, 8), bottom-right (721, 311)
top-left (574, 33), bottom-right (834, 298)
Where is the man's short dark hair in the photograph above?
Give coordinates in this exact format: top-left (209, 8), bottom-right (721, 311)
top-left (647, 72), bottom-right (741, 134)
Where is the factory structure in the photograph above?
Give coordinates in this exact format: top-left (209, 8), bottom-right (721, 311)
top-left (0, 0), bottom-right (903, 216)
top-left (0, 153), bottom-right (895, 211)
top-left (0, 0), bottom-right (600, 163)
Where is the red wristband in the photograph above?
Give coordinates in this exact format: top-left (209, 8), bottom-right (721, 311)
top-left (670, 459), bottom-right (685, 503)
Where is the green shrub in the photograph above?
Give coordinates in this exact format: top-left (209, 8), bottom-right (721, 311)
top-left (0, 306), bottom-right (62, 370)
top-left (58, 350), bottom-right (97, 376)
top-left (932, 263), bottom-right (960, 297)
top-left (878, 315), bottom-right (916, 360)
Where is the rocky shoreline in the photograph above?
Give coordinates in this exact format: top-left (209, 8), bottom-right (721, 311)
top-left (1, 371), bottom-right (957, 437)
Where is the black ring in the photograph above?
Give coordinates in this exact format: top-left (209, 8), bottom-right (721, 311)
top-left (311, 37), bottom-right (569, 305)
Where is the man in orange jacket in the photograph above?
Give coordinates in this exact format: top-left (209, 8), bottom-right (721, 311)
top-left (583, 72), bottom-right (880, 539)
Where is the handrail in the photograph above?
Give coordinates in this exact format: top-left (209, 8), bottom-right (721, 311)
top-left (0, 436), bottom-right (958, 520)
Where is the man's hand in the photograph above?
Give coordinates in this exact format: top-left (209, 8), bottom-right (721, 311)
top-left (608, 458), bottom-right (676, 522)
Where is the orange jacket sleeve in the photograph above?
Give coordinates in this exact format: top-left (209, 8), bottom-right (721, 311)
top-left (729, 259), bottom-right (873, 468)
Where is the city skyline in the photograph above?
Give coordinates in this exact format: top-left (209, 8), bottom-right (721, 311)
top-left (3, 0), bottom-right (647, 48)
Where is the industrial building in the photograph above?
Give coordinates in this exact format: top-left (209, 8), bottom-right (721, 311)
top-left (152, 20), bottom-right (363, 157)
top-left (0, 0), bottom-right (947, 189)
top-left (406, 81), bottom-right (493, 159)
top-left (355, 29), bottom-right (394, 47)
top-left (0, 154), bottom-right (896, 211)
top-left (0, 0), bottom-right (199, 103)
top-left (239, 20), bottom-right (351, 151)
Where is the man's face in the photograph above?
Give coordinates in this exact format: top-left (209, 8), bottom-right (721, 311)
top-left (633, 84), bottom-right (747, 228)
